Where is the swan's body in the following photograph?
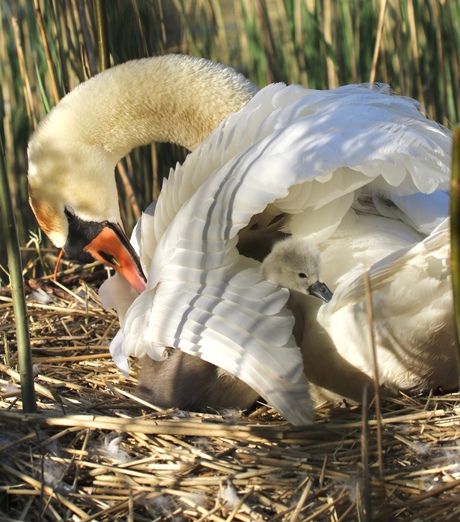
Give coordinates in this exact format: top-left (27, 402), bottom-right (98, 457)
top-left (104, 81), bottom-right (453, 424)
top-left (28, 54), bottom-right (456, 424)
top-left (318, 217), bottom-right (456, 393)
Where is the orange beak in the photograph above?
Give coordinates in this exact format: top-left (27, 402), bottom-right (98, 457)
top-left (84, 223), bottom-right (147, 294)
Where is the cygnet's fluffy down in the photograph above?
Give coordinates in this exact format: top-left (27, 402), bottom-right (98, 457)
top-left (261, 237), bottom-right (333, 302)
top-left (137, 349), bottom-right (258, 412)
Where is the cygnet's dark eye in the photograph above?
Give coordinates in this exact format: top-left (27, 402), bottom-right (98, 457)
top-left (298, 273), bottom-right (307, 279)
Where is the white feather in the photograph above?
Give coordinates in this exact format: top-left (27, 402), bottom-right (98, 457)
top-left (318, 218), bottom-right (455, 393)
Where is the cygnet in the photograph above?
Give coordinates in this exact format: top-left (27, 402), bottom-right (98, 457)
top-left (260, 237), bottom-right (333, 302)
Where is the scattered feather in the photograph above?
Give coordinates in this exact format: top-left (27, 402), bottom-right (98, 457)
top-left (219, 483), bottom-right (239, 510)
top-left (30, 289), bottom-right (52, 304)
top-left (100, 434), bottom-right (131, 464)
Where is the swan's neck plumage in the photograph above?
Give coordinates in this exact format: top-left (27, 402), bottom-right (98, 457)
top-left (50, 55), bottom-right (257, 154)
top-left (27, 55), bottom-right (257, 247)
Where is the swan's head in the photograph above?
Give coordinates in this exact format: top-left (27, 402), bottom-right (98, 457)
top-left (261, 237), bottom-right (333, 302)
top-left (27, 104), bottom-right (147, 294)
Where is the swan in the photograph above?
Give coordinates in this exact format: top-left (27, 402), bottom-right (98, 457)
top-left (28, 54), bottom-right (455, 424)
top-left (260, 237), bottom-right (333, 302)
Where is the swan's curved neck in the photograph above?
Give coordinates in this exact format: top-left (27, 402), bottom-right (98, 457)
top-left (49, 55), bottom-right (257, 155)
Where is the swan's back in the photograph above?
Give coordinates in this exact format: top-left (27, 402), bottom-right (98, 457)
top-left (318, 218), bottom-right (455, 392)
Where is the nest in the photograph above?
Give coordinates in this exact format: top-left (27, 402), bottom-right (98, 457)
top-left (1, 269), bottom-right (460, 521)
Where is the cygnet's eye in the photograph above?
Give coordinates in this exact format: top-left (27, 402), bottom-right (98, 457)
top-left (298, 273), bottom-right (307, 279)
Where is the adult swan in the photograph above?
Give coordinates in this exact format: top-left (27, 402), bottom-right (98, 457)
top-left (28, 55), bottom-right (455, 425)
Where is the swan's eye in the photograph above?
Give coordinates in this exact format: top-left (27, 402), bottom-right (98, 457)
top-left (98, 251), bottom-right (121, 267)
top-left (298, 273), bottom-right (307, 279)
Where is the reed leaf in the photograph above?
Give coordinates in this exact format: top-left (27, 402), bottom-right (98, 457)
top-left (450, 125), bottom-right (460, 386)
top-left (0, 134), bottom-right (36, 413)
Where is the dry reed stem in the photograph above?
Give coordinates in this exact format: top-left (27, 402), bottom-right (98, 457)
top-left (116, 160), bottom-right (142, 223)
top-left (33, 0), bottom-right (60, 105)
top-left (363, 270), bottom-right (385, 491)
top-left (369, 0), bottom-right (388, 84)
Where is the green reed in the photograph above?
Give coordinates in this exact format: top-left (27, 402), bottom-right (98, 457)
top-left (0, 0), bottom-right (459, 281)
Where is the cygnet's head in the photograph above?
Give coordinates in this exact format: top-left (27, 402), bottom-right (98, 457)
top-left (261, 237), bottom-right (333, 302)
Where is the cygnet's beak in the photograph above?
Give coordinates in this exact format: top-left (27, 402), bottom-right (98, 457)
top-left (308, 281), bottom-right (333, 303)
top-left (84, 222), bottom-right (147, 294)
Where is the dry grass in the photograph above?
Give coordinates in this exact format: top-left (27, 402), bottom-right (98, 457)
top-left (0, 270), bottom-right (459, 521)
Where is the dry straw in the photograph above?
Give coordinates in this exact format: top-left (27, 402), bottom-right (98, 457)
top-left (0, 262), bottom-right (459, 520)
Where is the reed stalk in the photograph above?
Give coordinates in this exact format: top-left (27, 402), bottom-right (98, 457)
top-left (0, 134), bottom-right (36, 413)
top-left (33, 0), bottom-right (60, 104)
top-left (369, 0), bottom-right (388, 84)
top-left (94, 0), bottom-right (110, 71)
top-left (450, 126), bottom-right (460, 386)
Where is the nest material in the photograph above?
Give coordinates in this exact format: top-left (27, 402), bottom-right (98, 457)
top-left (0, 273), bottom-right (460, 521)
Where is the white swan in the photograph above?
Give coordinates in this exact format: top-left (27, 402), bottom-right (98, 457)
top-left (28, 54), bottom-right (455, 424)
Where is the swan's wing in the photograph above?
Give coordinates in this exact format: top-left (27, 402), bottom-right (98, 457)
top-left (317, 218), bottom-right (454, 391)
top-left (113, 148), bottom-right (314, 424)
top-left (145, 83), bottom-right (297, 261)
top-left (144, 83), bottom-right (451, 273)
top-left (112, 259), bottom-right (313, 425)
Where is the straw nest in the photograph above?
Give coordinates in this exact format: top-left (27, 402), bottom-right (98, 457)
top-left (1, 265), bottom-right (459, 522)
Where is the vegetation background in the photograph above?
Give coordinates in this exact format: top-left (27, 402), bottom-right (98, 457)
top-left (1, 0), bottom-right (459, 284)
